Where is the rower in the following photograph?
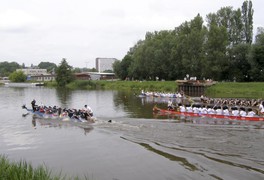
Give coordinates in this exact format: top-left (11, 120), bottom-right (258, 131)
top-left (239, 107), bottom-right (247, 117)
top-left (31, 99), bottom-right (36, 112)
top-left (179, 104), bottom-right (186, 112)
top-left (83, 105), bottom-right (93, 119)
top-left (231, 107), bottom-right (239, 116)
top-left (222, 106), bottom-right (230, 116)
top-left (258, 102), bottom-right (264, 115)
top-left (246, 108), bottom-right (256, 117)
top-left (167, 100), bottom-right (173, 110)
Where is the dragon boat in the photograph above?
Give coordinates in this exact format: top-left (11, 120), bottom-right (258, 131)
top-left (22, 105), bottom-right (95, 123)
top-left (153, 106), bottom-right (264, 121)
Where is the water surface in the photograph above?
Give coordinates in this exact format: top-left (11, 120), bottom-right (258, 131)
top-left (0, 86), bottom-right (264, 180)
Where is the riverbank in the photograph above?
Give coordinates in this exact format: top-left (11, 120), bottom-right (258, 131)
top-left (45, 80), bottom-right (177, 92)
top-left (206, 82), bottom-right (264, 98)
top-left (0, 155), bottom-right (85, 180)
top-left (45, 80), bottom-right (264, 98)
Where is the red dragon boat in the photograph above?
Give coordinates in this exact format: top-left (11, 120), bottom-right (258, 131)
top-left (153, 106), bottom-right (264, 121)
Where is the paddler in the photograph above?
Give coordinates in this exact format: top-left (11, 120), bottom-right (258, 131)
top-left (31, 99), bottom-right (36, 112)
top-left (258, 101), bottom-right (264, 115)
top-left (83, 105), bottom-right (93, 119)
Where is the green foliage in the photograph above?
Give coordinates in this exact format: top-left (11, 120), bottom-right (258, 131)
top-left (38, 62), bottom-right (57, 73)
top-left (94, 80), bottom-right (177, 92)
top-left (0, 61), bottom-right (21, 77)
top-left (55, 58), bottom-right (74, 87)
top-left (113, 0), bottom-right (257, 82)
top-left (8, 70), bottom-right (27, 82)
top-left (66, 80), bottom-right (97, 89)
top-left (242, 0), bottom-right (254, 44)
top-left (0, 155), bottom-right (88, 180)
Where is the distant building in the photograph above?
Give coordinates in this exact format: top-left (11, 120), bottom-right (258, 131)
top-left (74, 73), bottom-right (91, 80)
top-left (74, 72), bottom-right (116, 80)
top-left (29, 74), bottom-right (56, 82)
top-left (16, 68), bottom-right (47, 76)
top-left (16, 68), bottom-right (55, 82)
top-left (95, 58), bottom-right (117, 72)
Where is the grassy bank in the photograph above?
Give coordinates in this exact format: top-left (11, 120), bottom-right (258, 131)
top-left (206, 82), bottom-right (264, 98)
top-left (45, 80), bottom-right (178, 92)
top-left (0, 155), bottom-right (87, 180)
top-left (44, 80), bottom-right (264, 98)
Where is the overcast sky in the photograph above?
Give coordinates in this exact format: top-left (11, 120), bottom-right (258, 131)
top-left (0, 0), bottom-right (263, 68)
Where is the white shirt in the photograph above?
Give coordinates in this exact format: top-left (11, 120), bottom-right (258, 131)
top-left (259, 104), bottom-right (264, 113)
top-left (179, 106), bottom-right (186, 112)
top-left (223, 109), bottom-right (230, 116)
top-left (232, 110), bottom-right (239, 116)
top-left (239, 110), bottom-right (247, 117)
top-left (216, 109), bottom-right (223, 115)
top-left (247, 111), bottom-right (256, 117)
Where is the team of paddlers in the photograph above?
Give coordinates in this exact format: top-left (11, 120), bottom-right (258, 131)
top-left (29, 99), bottom-right (93, 120)
top-left (139, 90), bottom-right (264, 117)
top-left (167, 99), bottom-right (264, 117)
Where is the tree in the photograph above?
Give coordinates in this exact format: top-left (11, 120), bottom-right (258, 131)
top-left (242, 0), bottom-right (254, 44)
top-left (250, 28), bottom-right (264, 81)
top-left (205, 18), bottom-right (229, 80)
top-left (113, 55), bottom-right (133, 80)
top-left (55, 58), bottom-right (74, 87)
top-left (0, 61), bottom-right (21, 77)
top-left (229, 44), bottom-right (251, 81)
top-left (8, 70), bottom-right (27, 82)
top-left (38, 62), bottom-right (57, 73)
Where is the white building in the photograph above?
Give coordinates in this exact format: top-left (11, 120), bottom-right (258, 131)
top-left (16, 68), bottom-right (47, 76)
top-left (16, 68), bottom-right (55, 82)
top-left (95, 58), bottom-right (117, 72)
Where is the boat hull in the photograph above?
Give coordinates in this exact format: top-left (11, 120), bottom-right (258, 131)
top-left (23, 107), bottom-right (95, 123)
top-left (153, 106), bottom-right (264, 121)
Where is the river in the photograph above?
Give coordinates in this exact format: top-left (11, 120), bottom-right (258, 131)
top-left (0, 85), bottom-right (264, 180)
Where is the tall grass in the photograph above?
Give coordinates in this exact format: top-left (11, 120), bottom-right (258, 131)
top-left (0, 155), bottom-right (88, 180)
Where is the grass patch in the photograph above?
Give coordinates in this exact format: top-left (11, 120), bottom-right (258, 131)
top-left (0, 155), bottom-right (88, 180)
top-left (206, 82), bottom-right (264, 98)
top-left (43, 80), bottom-right (264, 98)
top-left (94, 80), bottom-right (177, 92)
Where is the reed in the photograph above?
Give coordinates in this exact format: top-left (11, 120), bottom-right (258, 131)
top-left (0, 155), bottom-right (88, 180)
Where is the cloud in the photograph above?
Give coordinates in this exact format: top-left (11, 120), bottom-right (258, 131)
top-left (0, 9), bottom-right (38, 32)
top-left (0, 0), bottom-right (263, 68)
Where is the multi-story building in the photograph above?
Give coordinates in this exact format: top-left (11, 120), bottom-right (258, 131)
top-left (95, 58), bottom-right (117, 72)
top-left (16, 68), bottom-right (55, 81)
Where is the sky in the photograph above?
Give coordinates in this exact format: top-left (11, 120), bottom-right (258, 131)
top-left (0, 0), bottom-right (263, 68)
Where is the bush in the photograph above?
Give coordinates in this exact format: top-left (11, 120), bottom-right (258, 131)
top-left (8, 71), bottom-right (27, 82)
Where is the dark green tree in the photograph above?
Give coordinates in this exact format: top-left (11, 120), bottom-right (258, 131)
top-left (242, 0), bottom-right (254, 44)
top-left (38, 62), bottom-right (57, 73)
top-left (228, 44), bottom-right (251, 81)
top-left (0, 61), bottom-right (21, 77)
top-left (205, 17), bottom-right (229, 80)
top-left (55, 58), bottom-right (74, 87)
top-left (8, 70), bottom-right (27, 82)
top-left (249, 28), bottom-right (264, 81)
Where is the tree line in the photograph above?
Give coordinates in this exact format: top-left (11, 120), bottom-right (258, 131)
top-left (113, 0), bottom-right (264, 82)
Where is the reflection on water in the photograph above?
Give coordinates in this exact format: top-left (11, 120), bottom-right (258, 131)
top-left (31, 116), bottom-right (94, 135)
top-left (55, 87), bottom-right (73, 107)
